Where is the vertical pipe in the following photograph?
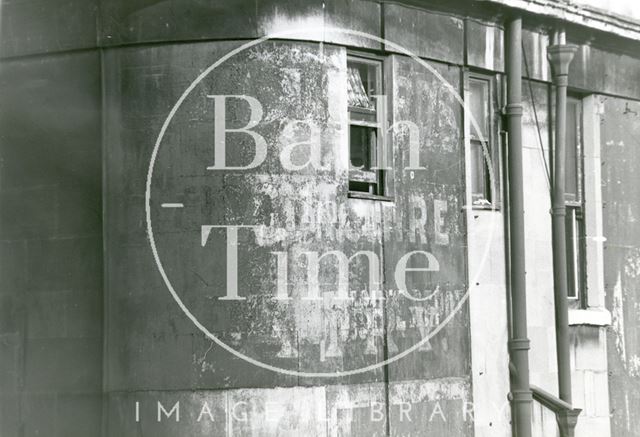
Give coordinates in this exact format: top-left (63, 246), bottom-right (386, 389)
top-left (547, 36), bottom-right (577, 405)
top-left (506, 16), bottom-right (533, 437)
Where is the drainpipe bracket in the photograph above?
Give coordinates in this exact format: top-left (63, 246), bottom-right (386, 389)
top-left (510, 389), bottom-right (534, 403)
top-left (508, 338), bottom-right (531, 351)
top-left (505, 103), bottom-right (523, 116)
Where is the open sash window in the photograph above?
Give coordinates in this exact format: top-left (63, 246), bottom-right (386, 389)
top-left (347, 55), bottom-right (385, 196)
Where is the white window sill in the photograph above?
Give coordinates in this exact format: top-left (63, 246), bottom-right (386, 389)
top-left (568, 307), bottom-right (611, 326)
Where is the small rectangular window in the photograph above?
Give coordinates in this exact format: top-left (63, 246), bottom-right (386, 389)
top-left (565, 98), bottom-right (582, 203)
top-left (565, 96), bottom-right (586, 305)
top-left (348, 56), bottom-right (385, 196)
top-left (566, 205), bottom-right (586, 300)
top-left (467, 75), bottom-right (495, 207)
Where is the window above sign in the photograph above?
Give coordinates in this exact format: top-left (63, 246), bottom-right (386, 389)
top-left (466, 72), bottom-right (500, 209)
top-left (347, 55), bottom-right (389, 198)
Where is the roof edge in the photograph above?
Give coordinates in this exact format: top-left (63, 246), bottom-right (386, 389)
top-left (476, 0), bottom-right (640, 41)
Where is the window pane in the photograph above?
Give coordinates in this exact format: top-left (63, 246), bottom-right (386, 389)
top-left (468, 77), bottom-right (492, 206)
top-left (348, 57), bottom-right (384, 195)
top-left (576, 211), bottom-right (586, 300)
top-left (565, 99), bottom-right (580, 201)
top-left (470, 140), bottom-right (488, 204)
top-left (348, 57), bottom-right (383, 194)
top-left (350, 125), bottom-right (377, 182)
top-left (469, 79), bottom-right (489, 140)
top-left (347, 61), bottom-right (377, 110)
top-left (566, 206), bottom-right (585, 300)
top-left (566, 207), bottom-right (578, 298)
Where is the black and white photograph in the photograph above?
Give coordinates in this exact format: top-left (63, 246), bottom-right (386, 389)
top-left (1, 0), bottom-right (639, 436)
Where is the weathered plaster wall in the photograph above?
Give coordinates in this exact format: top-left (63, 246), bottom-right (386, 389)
top-left (0, 2), bottom-right (103, 436)
top-left (466, 208), bottom-right (511, 437)
top-left (519, 80), bottom-right (615, 437)
top-left (520, 24), bottom-right (640, 102)
top-left (568, 325), bottom-right (611, 436)
top-left (2, 1), bottom-right (638, 436)
top-left (99, 0), bottom-right (382, 50)
top-left (103, 38), bottom-right (472, 436)
top-left (566, 95), bottom-right (612, 437)
top-left (0, 52), bottom-right (104, 435)
top-left (570, 43), bottom-right (640, 101)
top-left (531, 401), bottom-right (559, 437)
top-left (466, 19), bottom-right (505, 73)
top-left (520, 79), bottom-right (559, 395)
top-left (0, 0), bottom-right (98, 58)
top-left (601, 96), bottom-right (640, 437)
top-left (463, 65), bottom-right (510, 436)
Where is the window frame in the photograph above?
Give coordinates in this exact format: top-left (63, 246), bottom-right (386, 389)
top-left (565, 95), bottom-right (587, 308)
top-left (464, 70), bottom-right (501, 210)
top-left (346, 52), bottom-right (391, 201)
top-left (566, 204), bottom-right (587, 303)
top-left (565, 97), bottom-right (583, 204)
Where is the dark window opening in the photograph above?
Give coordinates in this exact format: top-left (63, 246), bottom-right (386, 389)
top-left (348, 56), bottom-right (385, 196)
top-left (565, 98), bottom-right (582, 203)
top-left (565, 96), bottom-right (586, 305)
top-left (468, 75), bottom-right (496, 207)
top-left (566, 205), bottom-right (586, 301)
top-left (349, 125), bottom-right (377, 176)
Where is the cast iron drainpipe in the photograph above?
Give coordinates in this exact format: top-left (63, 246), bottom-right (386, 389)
top-left (505, 16), bottom-right (533, 437)
top-left (547, 30), bottom-right (582, 437)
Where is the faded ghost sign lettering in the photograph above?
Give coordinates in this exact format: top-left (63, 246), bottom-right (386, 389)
top-left (147, 30), bottom-right (487, 377)
top-left (206, 94), bottom-right (425, 171)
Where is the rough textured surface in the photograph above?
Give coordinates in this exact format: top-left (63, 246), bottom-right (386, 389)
top-left (103, 38), bottom-right (472, 435)
top-left (521, 28), bottom-right (551, 82)
top-left (1, 1), bottom-right (640, 436)
top-left (570, 43), bottom-right (640, 101)
top-left (383, 4), bottom-right (464, 65)
top-left (99, 0), bottom-right (382, 50)
top-left (601, 96), bottom-right (640, 437)
top-left (521, 79), bottom-right (559, 394)
top-left (467, 209), bottom-right (510, 437)
top-left (466, 19), bottom-right (504, 73)
top-left (385, 55), bottom-right (469, 382)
